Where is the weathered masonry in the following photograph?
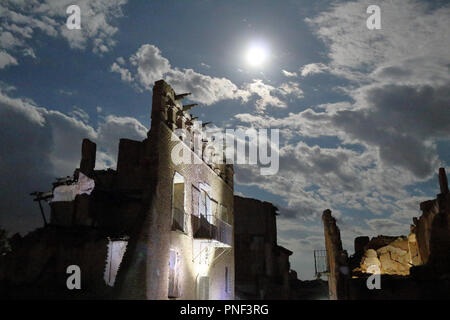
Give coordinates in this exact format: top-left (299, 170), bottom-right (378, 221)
top-left (234, 196), bottom-right (292, 299)
top-left (322, 168), bottom-right (450, 300)
top-left (0, 80), bottom-right (235, 300)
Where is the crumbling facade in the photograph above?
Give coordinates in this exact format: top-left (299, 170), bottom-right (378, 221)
top-left (322, 168), bottom-right (450, 299)
top-left (0, 80), bottom-right (235, 300)
top-left (322, 210), bottom-right (349, 300)
top-left (234, 196), bottom-right (293, 299)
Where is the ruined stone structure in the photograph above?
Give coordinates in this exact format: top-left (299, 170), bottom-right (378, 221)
top-left (0, 80), bottom-right (235, 300)
top-left (322, 168), bottom-right (450, 299)
top-left (414, 167), bottom-right (450, 270)
top-left (234, 196), bottom-right (293, 299)
top-left (322, 209), bottom-right (349, 300)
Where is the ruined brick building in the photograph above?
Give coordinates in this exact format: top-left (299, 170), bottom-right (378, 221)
top-left (322, 168), bottom-right (450, 299)
top-left (234, 196), bottom-right (328, 300)
top-left (0, 79), bottom-right (326, 300)
top-left (0, 80), bottom-right (235, 299)
top-left (234, 196), bottom-right (292, 299)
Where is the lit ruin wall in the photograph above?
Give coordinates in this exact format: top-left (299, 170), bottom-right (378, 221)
top-left (322, 168), bottom-right (450, 300)
top-left (0, 80), bottom-right (235, 300)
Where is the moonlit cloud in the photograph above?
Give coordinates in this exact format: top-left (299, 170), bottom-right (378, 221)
top-left (281, 69), bottom-right (298, 77)
top-left (0, 50), bottom-right (18, 68)
top-left (300, 63), bottom-right (328, 76)
top-left (110, 44), bottom-right (305, 109)
top-left (0, 0), bottom-right (128, 59)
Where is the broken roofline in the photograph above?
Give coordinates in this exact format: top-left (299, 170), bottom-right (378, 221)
top-left (151, 79), bottom-right (279, 176)
top-left (169, 125), bottom-right (280, 175)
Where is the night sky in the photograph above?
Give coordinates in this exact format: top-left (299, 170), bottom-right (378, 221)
top-left (1, 0), bottom-right (449, 279)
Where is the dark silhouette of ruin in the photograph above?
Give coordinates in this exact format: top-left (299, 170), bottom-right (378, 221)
top-left (0, 80), bottom-right (316, 300)
top-left (322, 168), bottom-right (450, 299)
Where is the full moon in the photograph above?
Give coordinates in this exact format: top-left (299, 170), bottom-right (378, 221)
top-left (246, 43), bottom-right (269, 67)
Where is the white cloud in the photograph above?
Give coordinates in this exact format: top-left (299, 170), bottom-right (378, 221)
top-left (0, 31), bottom-right (23, 49)
top-left (0, 0), bottom-right (128, 59)
top-left (130, 44), bottom-right (171, 87)
top-left (277, 82), bottom-right (304, 99)
top-left (3, 22), bottom-right (33, 38)
top-left (111, 44), bottom-right (306, 109)
top-left (110, 62), bottom-right (134, 83)
top-left (70, 106), bottom-right (90, 123)
top-left (115, 57), bottom-right (125, 65)
top-left (22, 47), bottom-right (36, 58)
top-left (300, 63), bottom-right (328, 76)
top-left (281, 69), bottom-right (297, 77)
top-left (242, 79), bottom-right (286, 111)
top-left (165, 68), bottom-right (250, 105)
top-left (306, 0), bottom-right (450, 86)
top-left (97, 115), bottom-right (147, 158)
top-left (0, 50), bottom-right (18, 68)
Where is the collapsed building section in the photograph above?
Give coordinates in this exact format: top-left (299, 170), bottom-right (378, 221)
top-left (322, 168), bottom-right (450, 299)
top-left (234, 196), bottom-right (291, 299)
top-left (234, 196), bottom-right (328, 300)
top-left (0, 80), bottom-right (235, 299)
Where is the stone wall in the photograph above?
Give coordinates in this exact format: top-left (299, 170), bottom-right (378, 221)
top-left (0, 227), bottom-right (111, 299)
top-left (354, 235), bottom-right (419, 276)
top-left (414, 168), bottom-right (450, 269)
top-left (114, 79), bottom-right (235, 299)
top-left (234, 196), bottom-right (292, 300)
top-left (1, 79), bottom-right (235, 300)
top-left (322, 209), bottom-right (349, 300)
top-left (323, 168), bottom-right (450, 300)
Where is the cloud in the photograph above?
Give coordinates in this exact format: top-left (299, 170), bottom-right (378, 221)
top-left (281, 69), bottom-right (297, 77)
top-left (110, 62), bottom-right (134, 83)
top-left (111, 44), bottom-right (305, 108)
top-left (277, 82), bottom-right (304, 99)
top-left (306, 0), bottom-right (450, 85)
top-left (0, 50), bottom-right (18, 68)
top-left (300, 63), bottom-right (328, 76)
top-left (165, 68), bottom-right (249, 106)
top-left (238, 80), bottom-right (450, 181)
top-left (130, 44), bottom-right (171, 87)
top-left (96, 115), bottom-right (147, 158)
top-left (70, 106), bottom-right (90, 123)
top-left (272, 0), bottom-right (450, 181)
top-left (243, 79), bottom-right (286, 111)
top-left (0, 89), bottom-right (148, 235)
top-left (0, 31), bottom-right (23, 49)
top-left (365, 218), bottom-right (407, 236)
top-left (0, 0), bottom-right (128, 59)
top-left (111, 44), bottom-right (250, 105)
